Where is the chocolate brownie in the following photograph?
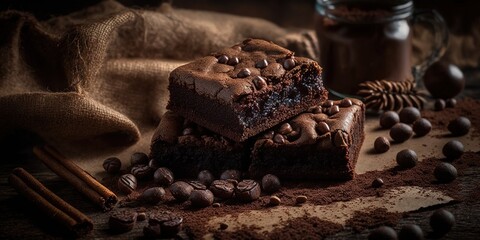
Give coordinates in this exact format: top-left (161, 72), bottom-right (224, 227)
top-left (167, 38), bottom-right (327, 142)
top-left (249, 98), bottom-right (365, 180)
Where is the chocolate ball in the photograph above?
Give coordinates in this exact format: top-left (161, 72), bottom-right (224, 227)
top-left (374, 136), bottom-right (390, 153)
top-left (434, 163), bottom-right (457, 183)
top-left (412, 118), bottom-right (432, 137)
top-left (217, 55), bottom-right (229, 64)
top-left (130, 152), bottom-right (149, 166)
top-left (380, 111), bottom-right (400, 129)
top-left (371, 178), bottom-right (384, 188)
top-left (140, 187), bottom-right (166, 204)
top-left (442, 140), bottom-right (464, 160)
top-left (189, 189), bottom-right (214, 208)
top-left (445, 98), bottom-right (457, 108)
top-left (368, 226), bottom-right (398, 240)
top-left (448, 117), bottom-right (471, 136)
top-left (154, 168), bottom-right (174, 186)
top-left (396, 149), bottom-right (418, 168)
top-left (283, 58), bottom-right (296, 70)
top-left (399, 107), bottom-right (421, 124)
top-left (169, 181), bottom-right (194, 202)
top-left (430, 209), bottom-right (455, 235)
top-left (390, 123), bottom-right (413, 143)
top-left (434, 99), bottom-right (446, 111)
top-left (220, 169), bottom-right (242, 181)
top-left (423, 62), bottom-right (465, 99)
top-left (103, 157), bottom-right (121, 174)
top-left (261, 174), bottom-right (281, 194)
top-left (197, 170), bottom-right (214, 187)
top-left (398, 224), bottom-right (423, 240)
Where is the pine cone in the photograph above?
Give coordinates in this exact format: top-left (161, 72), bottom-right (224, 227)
top-left (357, 80), bottom-right (429, 112)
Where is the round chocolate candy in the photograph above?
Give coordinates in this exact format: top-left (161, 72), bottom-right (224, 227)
top-left (220, 169), bottom-right (242, 181)
top-left (217, 55), bottom-right (229, 64)
top-left (412, 118), bottom-right (432, 137)
top-left (261, 174), bottom-right (281, 194)
top-left (424, 62), bottom-right (465, 99)
top-left (130, 152), bottom-right (149, 166)
top-left (434, 99), bottom-right (446, 111)
top-left (445, 98), bottom-right (457, 108)
top-left (283, 58), bottom-right (296, 70)
top-left (154, 168), bottom-right (174, 186)
top-left (140, 187), bottom-right (166, 204)
top-left (371, 178), bottom-right (384, 188)
top-left (197, 170), bottom-right (214, 187)
top-left (368, 226), bottom-right (397, 240)
top-left (374, 136), bottom-right (390, 153)
top-left (189, 189), bottom-right (214, 208)
top-left (430, 209), bottom-right (455, 235)
top-left (448, 117), bottom-right (471, 136)
top-left (379, 111), bottom-right (400, 129)
top-left (399, 107), bottom-right (421, 124)
top-left (227, 56), bottom-right (239, 65)
top-left (103, 157), bottom-right (121, 174)
top-left (390, 123), bottom-right (413, 143)
top-left (434, 163), bottom-right (457, 183)
top-left (396, 149), bottom-right (418, 168)
top-left (169, 181), bottom-right (194, 202)
top-left (398, 224), bottom-right (423, 240)
top-left (442, 140), bottom-right (464, 160)
top-left (118, 174), bottom-right (137, 194)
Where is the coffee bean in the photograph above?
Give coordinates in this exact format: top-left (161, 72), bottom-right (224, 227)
top-left (278, 123), bottom-right (293, 135)
top-left (137, 212), bottom-right (147, 221)
top-left (235, 180), bottom-right (261, 202)
top-left (446, 98), bottom-right (457, 108)
top-left (197, 170), bottom-right (214, 187)
top-left (396, 149), bottom-right (418, 168)
top-left (442, 140), bottom-right (464, 160)
top-left (430, 209), bottom-right (455, 235)
top-left (154, 168), bottom-right (174, 186)
top-left (412, 118), bottom-right (432, 137)
top-left (210, 180), bottom-right (235, 199)
top-left (448, 117), bottom-right (471, 136)
top-left (322, 100), bottom-right (334, 108)
top-left (328, 105), bottom-right (340, 115)
top-left (399, 107), bottom-right (421, 124)
top-left (131, 164), bottom-right (153, 180)
top-left (217, 55), bottom-right (229, 64)
top-left (434, 99), bottom-right (446, 111)
top-left (371, 178), bottom-right (384, 188)
top-left (398, 224), bottom-right (423, 240)
top-left (368, 226), bottom-right (398, 240)
top-left (339, 98), bottom-right (353, 107)
top-left (143, 224), bottom-right (162, 238)
top-left (273, 134), bottom-right (286, 144)
top-left (253, 76), bottom-right (267, 90)
top-left (237, 68), bottom-right (251, 78)
top-left (212, 203), bottom-right (221, 208)
top-left (316, 122), bottom-right (331, 135)
top-left (103, 157), bottom-right (121, 174)
top-left (261, 174), bottom-right (281, 193)
top-left (220, 169), bottom-right (242, 181)
top-left (227, 56), bottom-right (239, 65)
top-left (140, 187), bottom-right (166, 204)
top-left (269, 196), bottom-right (281, 206)
top-left (170, 181), bottom-right (194, 202)
top-left (188, 180), bottom-right (207, 190)
top-left (283, 58), bottom-right (296, 70)
top-left (390, 123), bottom-right (413, 143)
top-left (189, 189), bottom-right (214, 208)
top-left (109, 209), bottom-right (137, 233)
top-left (295, 195), bottom-right (308, 205)
top-left (130, 152), bottom-right (149, 166)
top-left (434, 163), bottom-right (457, 183)
top-left (118, 174), bottom-right (137, 194)
top-left (380, 111), bottom-right (400, 129)
top-left (374, 136), bottom-right (390, 153)
top-left (148, 211), bottom-right (183, 237)
top-left (255, 59), bottom-right (269, 68)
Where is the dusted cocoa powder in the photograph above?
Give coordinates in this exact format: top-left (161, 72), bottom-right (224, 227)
top-left (345, 208), bottom-right (403, 233)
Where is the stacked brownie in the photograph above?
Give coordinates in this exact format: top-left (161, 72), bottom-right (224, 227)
top-left (150, 39), bottom-right (365, 180)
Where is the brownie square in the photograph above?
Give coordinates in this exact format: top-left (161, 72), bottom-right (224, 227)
top-left (248, 98), bottom-right (365, 180)
top-left (167, 38), bottom-right (327, 142)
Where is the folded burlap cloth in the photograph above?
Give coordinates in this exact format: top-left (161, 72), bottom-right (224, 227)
top-left (1, 0), bottom-right (478, 159)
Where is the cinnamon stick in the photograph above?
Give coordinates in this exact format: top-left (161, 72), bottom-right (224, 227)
top-left (33, 145), bottom-right (117, 211)
top-left (9, 168), bottom-right (93, 236)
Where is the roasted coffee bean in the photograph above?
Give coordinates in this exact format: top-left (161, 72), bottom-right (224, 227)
top-left (434, 163), bottom-right (457, 183)
top-left (130, 152), bottom-right (149, 166)
top-left (189, 189), bottom-right (214, 208)
top-left (273, 134), bottom-right (286, 144)
top-left (118, 174), bottom-right (137, 194)
top-left (328, 105), bottom-right (340, 115)
top-left (295, 195), bottom-right (308, 205)
top-left (227, 56), bottom-right (239, 65)
top-left (210, 180), bottom-right (235, 199)
top-left (430, 209), bottom-right (455, 235)
top-left (412, 118), bottom-right (432, 137)
top-left (374, 136), bottom-right (390, 153)
top-left (109, 209), bottom-right (137, 233)
top-left (316, 122), bottom-right (331, 135)
top-left (371, 178), bottom-right (384, 188)
top-left (269, 196), bottom-right (281, 206)
top-left (283, 58), bottom-right (296, 70)
top-left (148, 211), bottom-right (183, 237)
top-left (131, 164), bottom-right (153, 180)
top-left (220, 169), bottom-right (242, 181)
top-left (235, 180), bottom-right (261, 202)
top-left (237, 68), bottom-right (251, 78)
top-left (442, 140), bottom-right (464, 160)
top-left (140, 187), bottom-right (166, 204)
top-left (390, 123), bottom-right (413, 143)
top-left (339, 98), bottom-right (353, 107)
top-left (255, 59), bottom-right (269, 69)
top-left (368, 226), bottom-right (398, 240)
top-left (434, 99), bottom-right (446, 111)
top-left (398, 224), bottom-right (423, 240)
top-left (396, 149), bottom-right (418, 168)
top-left (103, 157), bottom-right (121, 174)
top-left (446, 98), bottom-right (457, 108)
top-left (217, 55), bottom-right (229, 64)
top-left (399, 107), bottom-right (421, 124)
top-left (253, 76), bottom-right (267, 90)
top-left (143, 224), bottom-right (162, 238)
top-left (197, 170), bottom-right (214, 187)
top-left (170, 181), bottom-right (194, 202)
top-left (261, 174), bottom-right (281, 193)
top-left (188, 180), bottom-right (207, 190)
top-left (154, 168), bottom-right (174, 186)
top-left (322, 100), bottom-right (334, 108)
top-left (448, 117), bottom-right (471, 136)
top-left (380, 111), bottom-right (400, 129)
top-left (278, 123), bottom-right (293, 135)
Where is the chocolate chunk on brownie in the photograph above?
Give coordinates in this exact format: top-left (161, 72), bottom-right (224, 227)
top-left (150, 111), bottom-right (250, 178)
top-left (167, 38), bottom-right (327, 142)
top-left (249, 98), bottom-right (365, 180)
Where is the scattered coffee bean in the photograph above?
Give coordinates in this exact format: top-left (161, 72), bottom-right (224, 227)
top-left (434, 163), bottom-right (457, 183)
top-left (253, 76), bottom-right (267, 90)
top-left (339, 98), bottom-right (353, 107)
top-left (269, 195), bottom-right (281, 206)
top-left (220, 169), bottom-right (242, 181)
top-left (219, 223), bottom-right (229, 230)
top-left (227, 56), bottom-right (239, 65)
top-left (103, 157), bottom-right (121, 174)
top-left (143, 224), bottom-right (162, 238)
top-left (368, 226), bottom-right (398, 240)
top-left (217, 55), bottom-right (229, 64)
top-left (261, 174), bottom-right (281, 193)
top-left (130, 152), bottom-right (149, 166)
top-left (442, 140), bottom-right (464, 160)
top-left (283, 58), bottom-right (296, 70)
top-left (399, 107), bottom-right (421, 124)
top-left (295, 195), bottom-right (308, 205)
top-left (316, 122), bottom-right (331, 134)
top-left (448, 117), bottom-right (471, 136)
top-left (371, 178), bottom-right (384, 188)
top-left (197, 170), bottom-right (214, 187)
top-left (131, 164), bottom-right (153, 180)
top-left (109, 209), bottom-right (137, 233)
top-left (390, 123), bottom-right (413, 143)
top-left (412, 118), bottom-right (432, 137)
top-left (430, 209), bottom-right (455, 235)
top-left (255, 59), bottom-right (269, 68)
top-left (434, 99), bottom-right (446, 111)
top-left (380, 111), bottom-right (400, 129)
top-left (189, 189), bottom-right (214, 208)
top-left (140, 187), bottom-right (166, 204)
top-left (235, 180), bottom-right (261, 202)
top-left (210, 180), bottom-right (235, 199)
top-left (398, 224), bottom-right (423, 240)
top-left (188, 180), bottom-right (207, 190)
top-left (212, 202), bottom-right (221, 208)
top-left (170, 181), bottom-right (194, 202)
top-left (237, 68), bottom-right (251, 78)
top-left (118, 174), bottom-right (137, 194)
top-left (396, 149), bottom-right (418, 168)
top-left (154, 168), bottom-right (174, 186)
top-left (374, 136), bottom-right (390, 153)
top-left (445, 98), bottom-right (457, 108)
top-left (137, 212), bottom-right (147, 221)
